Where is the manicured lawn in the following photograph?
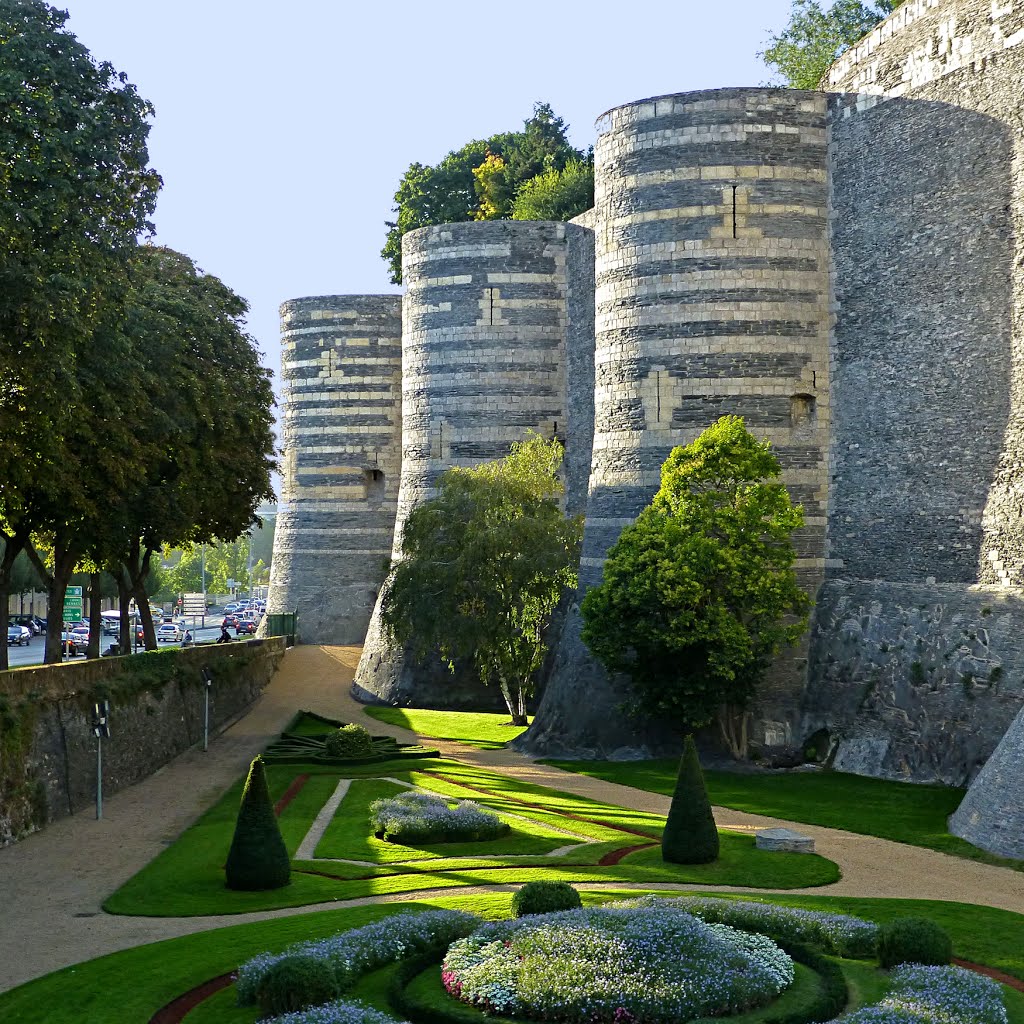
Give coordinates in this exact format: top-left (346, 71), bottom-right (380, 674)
top-left (362, 707), bottom-right (531, 749)
top-left (543, 758), bottom-right (1024, 869)
top-left (3, 892), bottom-right (1023, 1024)
top-left (103, 759), bottom-right (838, 917)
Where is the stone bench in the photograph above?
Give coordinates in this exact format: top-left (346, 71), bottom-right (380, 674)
top-left (755, 828), bottom-right (815, 854)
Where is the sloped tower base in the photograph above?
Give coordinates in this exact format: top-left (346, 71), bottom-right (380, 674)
top-left (948, 702), bottom-right (1024, 859)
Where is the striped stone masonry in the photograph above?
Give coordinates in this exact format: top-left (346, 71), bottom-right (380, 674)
top-left (352, 221), bottom-right (571, 706)
top-left (266, 295), bottom-right (402, 644)
top-left (524, 88), bottom-right (831, 758)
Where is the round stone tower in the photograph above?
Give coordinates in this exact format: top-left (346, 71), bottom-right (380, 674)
top-left (522, 88), bottom-right (831, 757)
top-left (353, 220), bottom-right (570, 707)
top-left (266, 294), bottom-right (402, 644)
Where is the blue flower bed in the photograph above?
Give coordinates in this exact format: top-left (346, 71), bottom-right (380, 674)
top-left (369, 790), bottom-right (509, 844)
top-left (843, 964), bottom-right (1007, 1024)
top-left (440, 905), bottom-right (795, 1023)
top-left (236, 910), bottom-right (480, 1006)
top-left (268, 1001), bottom-right (408, 1024)
top-left (624, 895), bottom-right (879, 959)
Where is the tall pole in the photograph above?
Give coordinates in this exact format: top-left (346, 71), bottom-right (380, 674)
top-left (201, 543), bottom-right (206, 629)
top-left (96, 735), bottom-right (103, 820)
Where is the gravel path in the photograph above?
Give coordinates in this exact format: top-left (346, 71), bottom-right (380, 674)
top-left (2, 644), bottom-right (1022, 995)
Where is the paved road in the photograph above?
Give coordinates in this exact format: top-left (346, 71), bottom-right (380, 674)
top-left (4, 623), bottom-right (230, 668)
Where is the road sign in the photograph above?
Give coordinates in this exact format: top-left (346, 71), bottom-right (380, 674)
top-left (183, 592), bottom-right (206, 615)
top-left (63, 585), bottom-right (83, 620)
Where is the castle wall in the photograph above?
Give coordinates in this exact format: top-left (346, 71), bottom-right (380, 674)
top-left (523, 88), bottom-right (832, 758)
top-left (266, 295), bottom-right (402, 644)
top-left (353, 221), bottom-right (571, 707)
top-left (805, 0), bottom-right (1024, 783)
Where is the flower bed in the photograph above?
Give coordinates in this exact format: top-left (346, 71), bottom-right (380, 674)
top-left (440, 905), bottom-right (795, 1023)
top-left (268, 1000), bottom-right (409, 1024)
top-left (623, 895), bottom-right (879, 959)
top-left (236, 910), bottom-right (480, 1006)
top-left (844, 963), bottom-right (1007, 1023)
top-left (369, 791), bottom-right (509, 844)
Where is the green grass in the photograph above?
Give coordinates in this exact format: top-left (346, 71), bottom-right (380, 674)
top-left (313, 778), bottom-right (577, 861)
top-left (543, 758), bottom-right (1024, 869)
top-left (4, 892), bottom-right (1023, 1024)
top-left (362, 707), bottom-right (531, 749)
top-left (103, 759), bottom-right (838, 917)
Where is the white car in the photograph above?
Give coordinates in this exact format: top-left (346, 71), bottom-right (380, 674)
top-left (157, 622), bottom-right (184, 643)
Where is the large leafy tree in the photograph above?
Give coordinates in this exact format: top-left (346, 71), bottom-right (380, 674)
top-left (761, 0), bottom-right (905, 89)
top-left (381, 434), bottom-right (583, 724)
top-left (581, 416), bottom-right (810, 756)
top-left (0, 0), bottom-right (160, 663)
top-left (511, 158), bottom-right (595, 223)
top-left (381, 103), bottom-right (587, 283)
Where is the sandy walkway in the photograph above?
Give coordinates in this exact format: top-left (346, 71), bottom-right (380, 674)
top-left (1, 644), bottom-right (1022, 995)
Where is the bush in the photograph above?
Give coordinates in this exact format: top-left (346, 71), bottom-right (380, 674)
top-left (511, 158), bottom-right (594, 222)
top-left (512, 880), bottom-right (582, 917)
top-left (224, 755), bottom-right (291, 891)
top-left (369, 790), bottom-right (508, 844)
top-left (324, 723), bottom-right (374, 759)
top-left (256, 955), bottom-right (340, 1016)
top-left (662, 735), bottom-right (719, 864)
top-left (877, 917), bottom-right (953, 969)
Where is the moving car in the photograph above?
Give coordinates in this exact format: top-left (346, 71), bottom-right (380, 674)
top-left (60, 632), bottom-right (82, 656)
top-left (222, 614), bottom-right (239, 628)
top-left (70, 626), bottom-right (90, 648)
top-left (7, 625), bottom-right (30, 646)
top-left (157, 622), bottom-right (184, 643)
top-left (235, 619), bottom-right (257, 635)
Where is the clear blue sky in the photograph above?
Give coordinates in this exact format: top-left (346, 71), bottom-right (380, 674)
top-left (61, 1), bottom-right (792, 412)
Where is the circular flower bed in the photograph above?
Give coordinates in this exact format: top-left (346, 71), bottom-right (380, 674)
top-left (369, 790), bottom-right (509, 844)
top-left (441, 905), bottom-right (794, 1023)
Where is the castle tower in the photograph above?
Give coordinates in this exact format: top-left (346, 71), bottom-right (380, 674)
top-left (352, 220), bottom-right (572, 706)
top-left (266, 295), bottom-right (402, 644)
top-left (522, 88), bottom-right (831, 757)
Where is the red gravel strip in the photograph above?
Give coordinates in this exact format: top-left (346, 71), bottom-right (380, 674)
top-left (274, 773), bottom-right (310, 815)
top-left (954, 958), bottom-right (1024, 993)
top-left (417, 770), bottom-right (660, 840)
top-left (598, 842), bottom-right (658, 866)
top-left (147, 971), bottom-right (234, 1023)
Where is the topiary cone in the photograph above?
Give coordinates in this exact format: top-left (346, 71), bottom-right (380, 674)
top-left (661, 735), bottom-right (720, 864)
top-left (225, 755), bottom-right (291, 891)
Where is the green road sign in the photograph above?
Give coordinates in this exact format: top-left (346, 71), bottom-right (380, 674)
top-left (64, 586), bottom-right (83, 620)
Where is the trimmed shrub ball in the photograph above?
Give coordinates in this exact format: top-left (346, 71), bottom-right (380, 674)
top-left (256, 955), bottom-right (340, 1016)
top-left (662, 735), bottom-right (719, 865)
top-left (224, 755), bottom-right (291, 891)
top-left (324, 723), bottom-right (375, 759)
top-left (512, 880), bottom-right (583, 917)
top-left (877, 917), bottom-right (953, 969)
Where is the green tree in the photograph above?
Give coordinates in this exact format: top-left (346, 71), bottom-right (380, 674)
top-left (581, 416), bottom-right (810, 757)
top-left (381, 434), bottom-right (583, 724)
top-left (224, 756), bottom-right (290, 891)
top-left (381, 103), bottom-right (583, 282)
top-left (0, 0), bottom-right (160, 661)
top-left (761, 0), bottom-right (905, 89)
top-left (662, 736), bottom-right (719, 864)
top-left (511, 158), bottom-right (594, 222)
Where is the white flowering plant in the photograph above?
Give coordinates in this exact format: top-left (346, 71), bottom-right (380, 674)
top-left (369, 790), bottom-right (509, 844)
top-left (441, 904), bottom-right (795, 1023)
top-left (236, 909), bottom-right (480, 1006)
top-left (267, 999), bottom-right (409, 1024)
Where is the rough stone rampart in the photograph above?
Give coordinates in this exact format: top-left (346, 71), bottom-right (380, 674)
top-left (267, 295), bottom-right (402, 644)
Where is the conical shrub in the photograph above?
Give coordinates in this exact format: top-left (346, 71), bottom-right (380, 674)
top-left (225, 755), bottom-right (291, 891)
top-left (661, 735), bottom-right (719, 864)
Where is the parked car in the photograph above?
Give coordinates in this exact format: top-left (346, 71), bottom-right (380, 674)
top-left (7, 624), bottom-right (30, 646)
top-left (157, 622), bottom-right (184, 643)
top-left (235, 619), bottom-right (257, 635)
top-left (11, 614), bottom-right (40, 636)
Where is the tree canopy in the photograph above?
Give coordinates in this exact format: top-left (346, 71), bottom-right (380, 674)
top-left (381, 103), bottom-right (591, 283)
top-left (511, 159), bottom-right (595, 223)
top-left (381, 434), bottom-right (583, 724)
top-left (580, 417), bottom-right (810, 754)
top-left (761, 0), bottom-right (905, 89)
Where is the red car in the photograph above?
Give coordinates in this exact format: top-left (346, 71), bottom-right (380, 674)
top-left (235, 619), bottom-right (257, 635)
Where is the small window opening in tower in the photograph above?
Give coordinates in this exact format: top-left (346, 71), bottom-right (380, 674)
top-left (488, 287), bottom-right (496, 325)
top-left (731, 185), bottom-right (738, 239)
top-left (363, 467), bottom-right (385, 499)
top-left (790, 393), bottom-right (816, 428)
